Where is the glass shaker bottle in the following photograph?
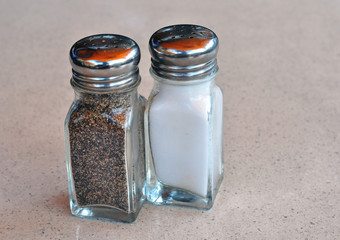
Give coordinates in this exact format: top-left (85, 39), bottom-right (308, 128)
top-left (65, 34), bottom-right (146, 222)
top-left (145, 25), bottom-right (224, 209)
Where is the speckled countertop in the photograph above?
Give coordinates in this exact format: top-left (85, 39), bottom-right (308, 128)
top-left (1, 0), bottom-right (339, 239)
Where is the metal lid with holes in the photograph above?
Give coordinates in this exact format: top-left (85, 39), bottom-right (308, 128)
top-left (149, 24), bottom-right (219, 80)
top-left (69, 34), bottom-right (141, 92)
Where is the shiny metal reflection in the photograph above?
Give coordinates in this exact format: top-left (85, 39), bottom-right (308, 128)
top-left (70, 34), bottom-right (141, 92)
top-left (149, 24), bottom-right (219, 80)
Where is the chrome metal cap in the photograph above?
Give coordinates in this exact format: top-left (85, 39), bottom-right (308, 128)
top-left (70, 34), bottom-right (141, 92)
top-left (149, 24), bottom-right (219, 80)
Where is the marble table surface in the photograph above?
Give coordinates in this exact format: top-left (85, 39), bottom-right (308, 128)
top-left (0, 0), bottom-right (339, 239)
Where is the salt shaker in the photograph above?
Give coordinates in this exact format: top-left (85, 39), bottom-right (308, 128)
top-left (145, 25), bottom-right (224, 209)
top-left (64, 34), bottom-right (146, 222)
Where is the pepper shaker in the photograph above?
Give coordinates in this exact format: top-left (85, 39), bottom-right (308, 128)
top-left (145, 25), bottom-right (224, 209)
top-left (64, 34), bottom-right (146, 222)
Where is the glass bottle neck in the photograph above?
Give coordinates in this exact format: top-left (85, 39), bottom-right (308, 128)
top-left (150, 69), bottom-right (217, 86)
top-left (152, 73), bottom-right (217, 97)
top-left (74, 89), bottom-right (138, 109)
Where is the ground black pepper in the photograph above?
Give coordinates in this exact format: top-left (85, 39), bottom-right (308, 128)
top-left (68, 92), bottom-right (131, 212)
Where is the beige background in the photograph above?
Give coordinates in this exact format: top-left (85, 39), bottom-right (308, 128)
top-left (1, 0), bottom-right (339, 239)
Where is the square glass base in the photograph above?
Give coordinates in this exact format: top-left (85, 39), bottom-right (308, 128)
top-left (147, 182), bottom-right (214, 210)
top-left (70, 201), bottom-right (143, 223)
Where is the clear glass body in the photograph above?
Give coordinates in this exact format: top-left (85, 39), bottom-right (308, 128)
top-left (64, 87), bottom-right (146, 222)
top-left (145, 73), bottom-right (224, 209)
